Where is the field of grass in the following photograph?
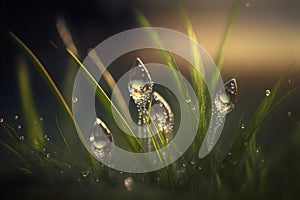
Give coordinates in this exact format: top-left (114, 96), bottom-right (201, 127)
top-left (1, 1), bottom-right (299, 199)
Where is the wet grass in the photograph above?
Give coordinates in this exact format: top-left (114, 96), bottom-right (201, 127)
top-left (1, 1), bottom-right (300, 199)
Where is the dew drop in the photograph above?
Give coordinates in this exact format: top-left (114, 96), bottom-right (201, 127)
top-left (243, 141), bottom-right (248, 146)
top-left (245, 2), bottom-right (250, 8)
top-left (261, 159), bottom-right (265, 163)
top-left (90, 118), bottom-right (114, 162)
top-left (190, 105), bottom-right (196, 111)
top-left (81, 170), bottom-right (90, 178)
top-left (215, 78), bottom-right (237, 113)
top-left (228, 152), bottom-right (232, 156)
top-left (124, 177), bottom-right (134, 191)
top-left (190, 160), bottom-right (195, 165)
top-left (198, 166), bottom-right (202, 170)
top-left (288, 112), bottom-right (292, 117)
top-left (39, 117), bottom-right (44, 121)
top-left (14, 115), bottom-right (19, 120)
top-left (72, 97), bottom-right (78, 103)
top-left (17, 125), bottom-right (22, 130)
top-left (148, 92), bottom-right (174, 144)
top-left (241, 124), bottom-right (245, 130)
top-left (0, 118), bottom-right (3, 123)
top-left (128, 58), bottom-right (153, 107)
top-left (19, 135), bottom-right (25, 141)
top-left (265, 89), bottom-right (271, 97)
top-left (185, 99), bottom-right (191, 103)
top-left (95, 177), bottom-right (100, 182)
top-left (46, 153), bottom-right (50, 159)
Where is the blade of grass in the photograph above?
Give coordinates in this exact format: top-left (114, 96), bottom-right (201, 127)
top-left (215, 0), bottom-right (242, 71)
top-left (55, 113), bottom-right (72, 154)
top-left (17, 56), bottom-right (44, 148)
top-left (9, 32), bottom-right (73, 121)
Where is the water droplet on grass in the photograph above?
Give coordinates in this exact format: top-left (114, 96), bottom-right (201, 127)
top-left (46, 153), bottom-right (50, 159)
top-left (128, 58), bottom-right (153, 107)
top-left (81, 170), bottom-right (90, 178)
top-left (14, 115), bottom-right (19, 120)
top-left (124, 177), bottom-right (134, 191)
top-left (72, 97), bottom-right (78, 103)
top-left (198, 166), bottom-right (203, 170)
top-left (0, 118), bottom-right (3, 123)
top-left (288, 112), bottom-right (292, 117)
top-left (245, 2), bottom-right (250, 7)
top-left (39, 117), bottom-right (44, 121)
top-left (90, 118), bottom-right (114, 162)
top-left (17, 125), bottom-right (22, 130)
top-left (150, 92), bottom-right (174, 137)
top-left (19, 135), bottom-right (25, 141)
top-left (215, 78), bottom-right (237, 113)
top-left (241, 124), bottom-right (245, 129)
top-left (265, 89), bottom-right (271, 96)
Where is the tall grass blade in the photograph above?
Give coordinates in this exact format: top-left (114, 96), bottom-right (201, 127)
top-left (17, 56), bottom-right (44, 148)
top-left (215, 0), bottom-right (242, 70)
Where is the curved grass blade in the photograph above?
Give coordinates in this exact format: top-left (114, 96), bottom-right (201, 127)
top-left (9, 32), bottom-right (74, 121)
top-left (215, 0), bottom-right (242, 70)
top-left (17, 57), bottom-right (44, 148)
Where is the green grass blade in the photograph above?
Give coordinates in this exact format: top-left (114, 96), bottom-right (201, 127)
top-left (215, 0), bottom-right (242, 70)
top-left (55, 113), bottom-right (72, 154)
top-left (9, 32), bottom-right (73, 121)
top-left (17, 56), bottom-right (44, 148)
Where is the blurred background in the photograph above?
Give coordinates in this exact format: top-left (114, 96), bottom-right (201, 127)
top-left (1, 0), bottom-right (299, 145)
top-left (0, 0), bottom-right (299, 197)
